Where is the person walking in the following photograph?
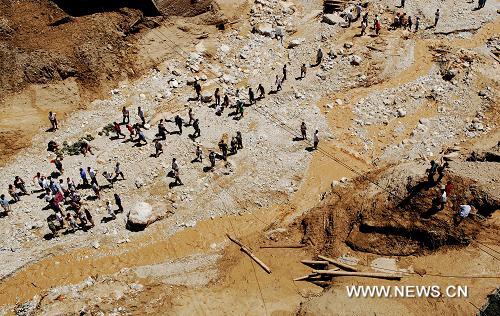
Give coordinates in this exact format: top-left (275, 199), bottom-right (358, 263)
top-left (375, 17), bottom-right (381, 35)
top-left (154, 140), bottom-right (163, 157)
top-left (218, 139), bottom-right (228, 161)
top-left (88, 167), bottom-right (98, 186)
top-left (84, 209), bottom-right (95, 227)
top-left (92, 182), bottom-right (101, 199)
top-left (415, 16), bottom-right (420, 32)
top-left (14, 176), bottom-right (28, 195)
top-left (48, 111), bottom-right (58, 131)
top-left (257, 84), bottom-right (265, 99)
top-left (137, 128), bottom-right (148, 145)
top-left (114, 193), bottom-right (124, 213)
top-left (175, 115), bottom-right (183, 134)
top-left (138, 107), bottom-right (146, 126)
top-left (0, 194), bottom-right (11, 215)
top-left (315, 48), bottom-right (323, 66)
top-left (248, 88), bottom-right (255, 105)
top-left (114, 162), bottom-right (125, 180)
top-left (103, 171), bottom-right (114, 188)
top-left (434, 9), bottom-right (440, 27)
top-left (313, 130), bottom-right (319, 150)
top-left (209, 151), bottom-right (216, 169)
top-left (80, 168), bottom-right (89, 187)
top-left (360, 20), bottom-right (367, 36)
top-left (53, 156), bottom-right (64, 174)
top-left (195, 145), bottom-right (203, 162)
top-left (282, 64), bottom-right (287, 81)
top-left (194, 80), bottom-right (202, 100)
top-left (408, 16), bottom-right (413, 30)
top-left (113, 122), bottom-right (125, 138)
top-left (427, 160), bottom-right (438, 185)
top-left (188, 108), bottom-right (194, 126)
top-left (214, 88), bottom-right (221, 106)
top-left (275, 75), bottom-right (283, 91)
top-left (300, 122), bottom-right (307, 140)
top-left (300, 64), bottom-right (307, 79)
top-left (236, 131), bottom-right (243, 149)
top-left (400, 0), bottom-right (405, 7)
top-left (106, 200), bottom-right (116, 219)
top-left (192, 119), bottom-right (201, 138)
top-left (122, 106), bottom-right (130, 124)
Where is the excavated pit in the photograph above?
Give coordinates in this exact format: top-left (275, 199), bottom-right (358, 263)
top-left (291, 164), bottom-right (499, 257)
top-left (52, 0), bottom-right (160, 16)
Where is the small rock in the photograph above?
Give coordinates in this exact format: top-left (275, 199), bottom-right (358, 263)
top-left (253, 22), bottom-right (274, 37)
top-left (344, 42), bottom-right (353, 49)
top-left (397, 109), bottom-right (407, 117)
top-left (350, 55), bottom-right (362, 65)
top-left (288, 38), bottom-right (305, 49)
top-left (335, 99), bottom-right (343, 105)
top-left (92, 241), bottom-right (100, 249)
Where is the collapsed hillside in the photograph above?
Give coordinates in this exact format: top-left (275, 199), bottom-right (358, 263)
top-left (291, 158), bottom-right (499, 257)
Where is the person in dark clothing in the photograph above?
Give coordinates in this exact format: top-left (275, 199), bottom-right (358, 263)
top-left (14, 176), bottom-right (28, 195)
top-left (122, 106), bottom-right (130, 124)
top-left (209, 151), bottom-right (216, 169)
top-left (54, 157), bottom-right (64, 174)
top-left (192, 119), bottom-right (201, 138)
top-left (194, 80), bottom-right (202, 100)
top-left (214, 88), bottom-right (221, 106)
top-left (282, 64), bottom-right (287, 81)
top-left (223, 94), bottom-right (230, 108)
top-left (248, 88), bottom-right (255, 105)
top-left (437, 162), bottom-right (449, 183)
top-left (230, 137), bottom-right (238, 155)
top-left (218, 139), bottom-right (228, 161)
top-left (427, 160), bottom-right (438, 184)
top-left (175, 115), bottom-right (183, 134)
top-left (155, 140), bottom-right (163, 157)
top-left (257, 84), bottom-right (265, 99)
top-left (300, 64), bottom-right (307, 78)
top-left (236, 131), bottom-right (243, 149)
top-left (114, 193), bottom-right (124, 213)
top-left (300, 122), bottom-right (307, 140)
top-left (157, 119), bottom-right (167, 140)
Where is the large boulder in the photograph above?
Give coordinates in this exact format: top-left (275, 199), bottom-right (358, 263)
top-left (127, 202), bottom-right (153, 231)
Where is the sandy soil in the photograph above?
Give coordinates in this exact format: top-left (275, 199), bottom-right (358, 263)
top-left (0, 0), bottom-right (499, 315)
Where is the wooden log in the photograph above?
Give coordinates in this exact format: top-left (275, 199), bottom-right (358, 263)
top-left (317, 255), bottom-right (358, 272)
top-left (260, 244), bottom-right (306, 249)
top-left (312, 270), bottom-right (403, 280)
top-left (227, 234), bottom-right (272, 274)
top-left (301, 260), bottom-right (329, 266)
top-left (293, 273), bottom-right (319, 281)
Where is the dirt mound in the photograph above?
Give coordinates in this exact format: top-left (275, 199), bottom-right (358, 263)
top-left (290, 162), bottom-right (499, 257)
top-left (0, 0), bottom-right (150, 95)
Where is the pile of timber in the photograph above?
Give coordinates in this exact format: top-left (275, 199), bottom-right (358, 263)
top-left (294, 254), bottom-right (403, 286)
top-left (324, 0), bottom-right (347, 13)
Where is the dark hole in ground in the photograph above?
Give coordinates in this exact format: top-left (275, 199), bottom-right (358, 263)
top-left (52, 0), bottom-right (160, 16)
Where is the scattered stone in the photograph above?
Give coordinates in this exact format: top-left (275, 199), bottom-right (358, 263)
top-left (253, 22), bottom-right (274, 37)
top-left (92, 241), bottom-right (100, 249)
top-left (344, 42), bottom-right (353, 49)
top-left (288, 38), bottom-right (305, 49)
top-left (397, 109), bottom-right (407, 117)
top-left (350, 55), bottom-right (362, 65)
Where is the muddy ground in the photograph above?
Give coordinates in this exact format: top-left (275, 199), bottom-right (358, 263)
top-left (0, 0), bottom-right (499, 315)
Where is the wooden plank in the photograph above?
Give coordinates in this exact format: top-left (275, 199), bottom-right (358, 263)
top-left (227, 234), bottom-right (272, 274)
top-left (301, 260), bottom-right (329, 266)
top-left (312, 270), bottom-right (403, 280)
top-left (260, 244), bottom-right (306, 249)
top-left (317, 255), bottom-right (358, 272)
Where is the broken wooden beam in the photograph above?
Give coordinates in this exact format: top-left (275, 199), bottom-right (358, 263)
top-left (301, 260), bottom-right (329, 267)
top-left (293, 273), bottom-right (319, 281)
top-left (260, 244), bottom-right (306, 249)
top-left (227, 234), bottom-right (272, 274)
top-left (317, 255), bottom-right (358, 272)
top-left (312, 270), bottom-right (403, 280)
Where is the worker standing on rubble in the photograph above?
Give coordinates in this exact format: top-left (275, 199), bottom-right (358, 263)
top-left (194, 79), bottom-right (202, 100)
top-left (313, 130), bottom-right (319, 150)
top-left (301, 122), bottom-right (307, 140)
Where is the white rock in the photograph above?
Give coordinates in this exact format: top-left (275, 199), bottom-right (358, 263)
top-left (253, 22), bottom-right (274, 37)
top-left (350, 55), bottom-right (362, 65)
top-left (92, 241), bottom-right (100, 249)
top-left (288, 38), bottom-right (305, 49)
top-left (397, 109), bottom-right (407, 117)
top-left (335, 99), bottom-right (343, 105)
top-left (127, 202), bottom-right (153, 230)
top-left (322, 13), bottom-right (344, 25)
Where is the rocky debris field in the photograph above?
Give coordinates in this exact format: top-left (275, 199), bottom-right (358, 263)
top-left (0, 0), bottom-right (499, 314)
